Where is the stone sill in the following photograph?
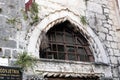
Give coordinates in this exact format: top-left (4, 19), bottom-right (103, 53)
top-left (39, 58), bottom-right (95, 65)
top-left (38, 58), bottom-right (110, 66)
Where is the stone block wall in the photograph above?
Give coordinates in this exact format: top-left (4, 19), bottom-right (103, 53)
top-left (0, 0), bottom-right (25, 59)
top-left (0, 0), bottom-right (120, 79)
top-left (86, 0), bottom-right (120, 79)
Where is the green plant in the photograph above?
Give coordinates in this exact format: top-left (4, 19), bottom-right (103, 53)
top-left (80, 16), bottom-right (87, 25)
top-left (6, 18), bottom-right (20, 25)
top-left (15, 52), bottom-right (37, 71)
top-left (30, 2), bottom-right (39, 14)
top-left (6, 18), bottom-right (17, 25)
top-left (30, 14), bottom-right (39, 26)
top-left (22, 2), bottom-right (39, 26)
top-left (2, 56), bottom-right (5, 58)
top-left (23, 11), bottom-right (28, 20)
top-left (29, 2), bottom-right (39, 25)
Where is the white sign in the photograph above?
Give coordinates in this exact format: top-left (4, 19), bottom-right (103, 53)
top-left (0, 58), bottom-right (8, 66)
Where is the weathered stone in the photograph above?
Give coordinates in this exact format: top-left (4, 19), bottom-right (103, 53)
top-left (0, 40), bottom-right (16, 48)
top-left (100, 27), bottom-right (109, 33)
top-left (19, 44), bottom-right (23, 49)
top-left (103, 8), bottom-right (110, 14)
top-left (12, 50), bottom-right (18, 58)
top-left (106, 35), bottom-right (113, 41)
top-left (96, 19), bottom-right (103, 26)
top-left (87, 2), bottom-right (103, 14)
top-left (91, 0), bottom-right (101, 4)
top-left (0, 0), bottom-right (120, 79)
top-left (113, 78), bottom-right (119, 80)
top-left (0, 28), bottom-right (10, 38)
top-left (112, 68), bottom-right (119, 78)
top-left (104, 13), bottom-right (110, 20)
top-left (118, 57), bottom-right (120, 64)
top-left (96, 14), bottom-right (106, 20)
top-left (107, 19), bottom-right (113, 25)
top-left (103, 23), bottom-right (112, 29)
top-left (114, 49), bottom-right (120, 56)
top-left (98, 32), bottom-right (106, 40)
top-left (109, 31), bottom-right (115, 36)
top-left (118, 64), bottom-right (120, 72)
top-left (118, 43), bottom-right (120, 49)
top-left (88, 18), bottom-right (96, 28)
top-left (9, 59), bottom-right (16, 66)
top-left (111, 42), bottom-right (118, 49)
top-left (4, 49), bottom-right (11, 58)
top-left (110, 56), bottom-right (117, 64)
top-left (86, 11), bottom-right (95, 19)
top-left (101, 0), bottom-right (108, 5)
top-left (104, 41), bottom-right (111, 48)
top-left (107, 48), bottom-right (113, 56)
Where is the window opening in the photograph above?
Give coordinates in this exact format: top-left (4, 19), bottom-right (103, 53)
top-left (40, 21), bottom-right (94, 62)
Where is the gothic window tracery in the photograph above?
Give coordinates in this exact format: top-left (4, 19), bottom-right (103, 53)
top-left (40, 21), bottom-right (94, 62)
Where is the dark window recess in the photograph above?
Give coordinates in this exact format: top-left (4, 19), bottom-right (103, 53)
top-left (0, 48), bottom-right (2, 52)
top-left (40, 21), bottom-right (94, 62)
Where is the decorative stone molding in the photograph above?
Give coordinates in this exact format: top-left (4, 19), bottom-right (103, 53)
top-left (27, 9), bottom-right (109, 64)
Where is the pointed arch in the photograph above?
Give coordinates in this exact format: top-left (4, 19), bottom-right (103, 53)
top-left (27, 9), bottom-right (109, 64)
top-left (40, 20), bottom-right (94, 62)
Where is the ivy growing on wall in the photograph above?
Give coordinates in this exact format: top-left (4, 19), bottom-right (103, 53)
top-left (80, 16), bottom-right (87, 25)
top-left (6, 17), bottom-right (21, 31)
top-left (22, 2), bottom-right (39, 26)
top-left (6, 18), bottom-right (17, 25)
top-left (22, 10), bottom-right (28, 20)
top-left (30, 2), bottom-right (39, 14)
top-left (29, 2), bottom-right (39, 26)
top-left (15, 52), bottom-right (37, 71)
top-left (30, 14), bottom-right (39, 26)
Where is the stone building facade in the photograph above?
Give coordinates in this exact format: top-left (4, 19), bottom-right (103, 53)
top-left (0, 0), bottom-right (120, 80)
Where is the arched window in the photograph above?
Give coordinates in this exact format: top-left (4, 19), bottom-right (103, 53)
top-left (40, 21), bottom-right (94, 62)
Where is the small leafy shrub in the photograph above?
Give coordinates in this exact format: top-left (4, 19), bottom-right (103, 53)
top-left (30, 14), bottom-right (39, 25)
top-left (80, 16), bottom-right (87, 25)
top-left (6, 18), bottom-right (20, 25)
top-left (15, 52), bottom-right (37, 70)
top-left (30, 2), bottom-right (39, 14)
top-left (29, 2), bottom-right (39, 26)
top-left (21, 10), bottom-right (28, 20)
top-left (6, 18), bottom-right (17, 25)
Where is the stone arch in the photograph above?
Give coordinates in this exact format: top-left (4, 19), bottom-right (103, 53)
top-left (27, 9), bottom-right (109, 64)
